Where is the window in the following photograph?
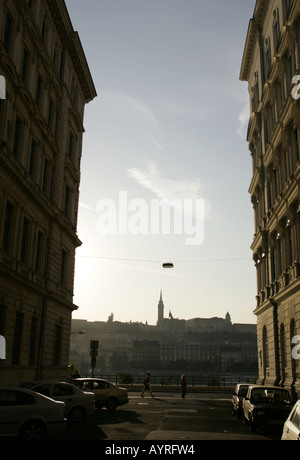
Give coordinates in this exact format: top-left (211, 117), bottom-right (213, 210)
top-left (33, 384), bottom-right (50, 397)
top-left (283, 0), bottom-right (292, 23)
top-left (60, 249), bottom-right (67, 286)
top-left (28, 316), bottom-right (38, 365)
top-left (42, 157), bottom-right (52, 197)
top-left (64, 184), bottom-right (70, 217)
top-left (3, 11), bottom-right (13, 53)
top-left (273, 9), bottom-right (280, 52)
top-left (48, 98), bottom-right (53, 129)
top-left (59, 49), bottom-right (65, 80)
top-left (20, 217), bottom-right (30, 264)
top-left (263, 326), bottom-right (269, 371)
top-left (35, 230), bottom-right (44, 273)
top-left (0, 390), bottom-right (35, 406)
top-left (35, 74), bottom-right (43, 107)
top-left (264, 38), bottom-right (271, 80)
top-left (280, 323), bottom-right (287, 376)
top-left (29, 139), bottom-right (36, 177)
top-left (12, 312), bottom-right (24, 365)
top-left (54, 325), bottom-right (62, 365)
top-left (251, 72), bottom-right (260, 112)
top-left (13, 115), bottom-right (22, 157)
top-left (53, 384), bottom-right (73, 397)
top-left (2, 201), bottom-right (14, 253)
top-left (21, 47), bottom-right (29, 84)
top-left (68, 131), bottom-right (74, 160)
top-left (0, 305), bottom-right (6, 336)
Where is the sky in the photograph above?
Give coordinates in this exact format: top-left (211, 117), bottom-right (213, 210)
top-left (65, 0), bottom-right (258, 326)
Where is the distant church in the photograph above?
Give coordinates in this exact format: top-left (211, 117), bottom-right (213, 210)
top-left (157, 290), bottom-right (236, 333)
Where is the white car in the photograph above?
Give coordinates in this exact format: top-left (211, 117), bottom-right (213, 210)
top-left (25, 381), bottom-right (95, 422)
top-left (71, 378), bottom-right (129, 410)
top-left (281, 400), bottom-right (300, 440)
top-left (0, 387), bottom-right (66, 440)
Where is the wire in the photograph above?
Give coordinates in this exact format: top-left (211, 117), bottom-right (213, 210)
top-left (77, 255), bottom-right (252, 263)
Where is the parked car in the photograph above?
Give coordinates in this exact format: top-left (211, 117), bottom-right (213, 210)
top-left (232, 383), bottom-right (250, 418)
top-left (281, 400), bottom-right (300, 440)
top-left (23, 381), bottom-right (95, 422)
top-left (0, 387), bottom-right (66, 440)
top-left (243, 385), bottom-right (292, 433)
top-left (71, 377), bottom-right (129, 411)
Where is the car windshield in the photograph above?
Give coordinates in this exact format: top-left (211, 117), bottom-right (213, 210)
top-left (251, 388), bottom-right (290, 404)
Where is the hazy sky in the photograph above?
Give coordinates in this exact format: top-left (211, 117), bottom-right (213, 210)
top-left (65, 0), bottom-right (257, 325)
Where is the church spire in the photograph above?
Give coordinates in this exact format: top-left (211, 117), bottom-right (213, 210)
top-left (157, 289), bottom-right (164, 326)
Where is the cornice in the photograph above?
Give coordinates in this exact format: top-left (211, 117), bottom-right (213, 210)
top-left (47, 0), bottom-right (97, 103)
top-left (240, 0), bottom-right (268, 82)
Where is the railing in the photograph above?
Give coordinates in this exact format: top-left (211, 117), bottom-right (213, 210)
top-left (86, 373), bottom-right (257, 388)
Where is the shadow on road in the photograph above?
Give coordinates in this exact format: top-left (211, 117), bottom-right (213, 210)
top-left (95, 408), bottom-right (144, 425)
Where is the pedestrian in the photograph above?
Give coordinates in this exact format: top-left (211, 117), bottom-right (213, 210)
top-left (141, 372), bottom-right (153, 397)
top-left (181, 374), bottom-right (187, 398)
top-left (72, 369), bottom-right (80, 379)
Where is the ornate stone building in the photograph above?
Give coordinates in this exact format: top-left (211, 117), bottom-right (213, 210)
top-left (0, 0), bottom-right (96, 384)
top-left (240, 0), bottom-right (300, 397)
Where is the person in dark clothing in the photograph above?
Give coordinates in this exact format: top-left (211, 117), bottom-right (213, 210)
top-left (181, 374), bottom-right (187, 398)
top-left (141, 372), bottom-right (153, 397)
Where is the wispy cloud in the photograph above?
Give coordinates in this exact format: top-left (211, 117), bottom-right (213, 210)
top-left (101, 90), bottom-right (162, 150)
top-left (127, 162), bottom-right (203, 203)
top-left (237, 100), bottom-right (250, 139)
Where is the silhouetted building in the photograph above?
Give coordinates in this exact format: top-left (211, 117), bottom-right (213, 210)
top-left (0, 0), bottom-right (96, 384)
top-left (70, 292), bottom-right (258, 375)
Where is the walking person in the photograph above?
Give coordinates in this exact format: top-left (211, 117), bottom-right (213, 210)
top-left (141, 372), bottom-right (153, 397)
top-left (181, 374), bottom-right (187, 398)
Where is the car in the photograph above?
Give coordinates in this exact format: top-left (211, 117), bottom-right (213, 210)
top-left (281, 400), bottom-right (300, 440)
top-left (232, 383), bottom-right (250, 418)
top-left (71, 377), bottom-right (129, 411)
top-left (0, 387), bottom-right (66, 440)
top-left (23, 381), bottom-right (95, 422)
top-left (243, 385), bottom-right (292, 433)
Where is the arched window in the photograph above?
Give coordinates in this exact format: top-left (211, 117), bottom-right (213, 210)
top-left (263, 326), bottom-right (269, 377)
top-left (280, 323), bottom-right (286, 381)
top-left (290, 319), bottom-right (299, 381)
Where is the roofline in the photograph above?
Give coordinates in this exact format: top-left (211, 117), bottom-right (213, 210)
top-left (48, 0), bottom-right (97, 102)
top-left (239, 0), bottom-right (268, 82)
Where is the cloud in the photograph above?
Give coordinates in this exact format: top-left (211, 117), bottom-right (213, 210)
top-left (100, 90), bottom-right (163, 151)
top-left (127, 162), bottom-right (203, 203)
top-left (237, 101), bottom-right (250, 139)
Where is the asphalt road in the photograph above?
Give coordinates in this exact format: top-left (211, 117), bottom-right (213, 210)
top-left (50, 391), bottom-right (282, 442)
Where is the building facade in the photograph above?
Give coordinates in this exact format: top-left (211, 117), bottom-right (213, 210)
top-left (240, 0), bottom-right (300, 397)
top-left (0, 0), bottom-right (96, 384)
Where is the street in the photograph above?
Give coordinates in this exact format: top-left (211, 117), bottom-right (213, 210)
top-left (49, 390), bottom-right (281, 441)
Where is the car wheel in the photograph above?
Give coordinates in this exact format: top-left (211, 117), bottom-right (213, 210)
top-left (68, 406), bottom-right (85, 423)
top-left (105, 397), bottom-right (118, 411)
top-left (19, 420), bottom-right (46, 440)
